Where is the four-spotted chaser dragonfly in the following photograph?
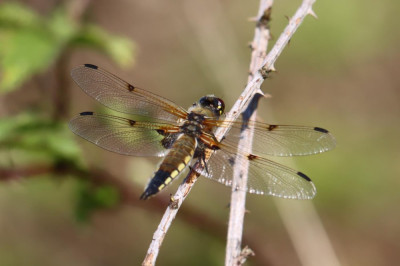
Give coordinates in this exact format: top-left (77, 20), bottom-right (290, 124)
top-left (69, 64), bottom-right (335, 200)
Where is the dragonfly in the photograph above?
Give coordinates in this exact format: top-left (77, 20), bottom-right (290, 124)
top-left (69, 64), bottom-right (336, 200)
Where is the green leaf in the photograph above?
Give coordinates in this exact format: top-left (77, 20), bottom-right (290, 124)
top-left (0, 2), bottom-right (40, 28)
top-left (0, 28), bottom-right (58, 92)
top-left (0, 113), bottom-right (83, 165)
top-left (0, 2), bottom-right (135, 93)
top-left (72, 24), bottom-right (135, 67)
top-left (48, 7), bottom-right (76, 43)
top-left (0, 4), bottom-right (70, 93)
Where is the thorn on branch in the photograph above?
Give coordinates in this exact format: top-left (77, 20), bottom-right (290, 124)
top-left (237, 245), bottom-right (255, 265)
top-left (259, 67), bottom-right (272, 79)
top-left (308, 8), bottom-right (318, 19)
top-left (248, 42), bottom-right (255, 51)
top-left (263, 93), bottom-right (272, 99)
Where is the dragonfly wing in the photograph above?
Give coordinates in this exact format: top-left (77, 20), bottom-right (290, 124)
top-left (71, 64), bottom-right (188, 122)
top-left (195, 132), bottom-right (316, 199)
top-left (197, 148), bottom-right (316, 199)
top-left (69, 112), bottom-right (181, 157)
top-left (206, 119), bottom-right (336, 157)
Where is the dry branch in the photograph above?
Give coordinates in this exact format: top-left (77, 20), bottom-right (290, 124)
top-left (225, 0), bottom-right (273, 265)
top-left (142, 0), bottom-right (317, 265)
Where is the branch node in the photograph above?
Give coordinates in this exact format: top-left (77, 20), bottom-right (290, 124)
top-left (257, 7), bottom-right (272, 28)
top-left (237, 245), bottom-right (255, 264)
top-left (169, 194), bottom-right (179, 209)
top-left (259, 65), bottom-right (275, 79)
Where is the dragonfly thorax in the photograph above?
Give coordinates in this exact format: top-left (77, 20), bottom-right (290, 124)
top-left (181, 112), bottom-right (205, 138)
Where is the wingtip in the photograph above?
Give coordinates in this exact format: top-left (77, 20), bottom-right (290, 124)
top-left (314, 127), bottom-right (329, 134)
top-left (70, 64), bottom-right (98, 78)
top-left (297, 171), bottom-right (312, 182)
top-left (83, 64), bottom-right (98, 69)
top-left (79, 111), bottom-right (94, 116)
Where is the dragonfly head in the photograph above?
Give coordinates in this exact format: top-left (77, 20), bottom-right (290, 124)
top-left (197, 95), bottom-right (225, 117)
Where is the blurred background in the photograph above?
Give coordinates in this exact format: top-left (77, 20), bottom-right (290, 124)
top-left (1, 0), bottom-right (399, 265)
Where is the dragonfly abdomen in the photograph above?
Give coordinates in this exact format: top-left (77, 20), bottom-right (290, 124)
top-left (140, 135), bottom-right (196, 200)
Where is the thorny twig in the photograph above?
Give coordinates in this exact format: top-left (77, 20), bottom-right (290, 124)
top-left (142, 0), bottom-right (318, 265)
top-left (225, 0), bottom-right (272, 265)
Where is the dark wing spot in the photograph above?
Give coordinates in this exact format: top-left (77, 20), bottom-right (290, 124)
top-left (297, 171), bottom-right (312, 182)
top-left (156, 129), bottom-right (166, 135)
top-left (211, 144), bottom-right (221, 150)
top-left (129, 120), bottom-right (136, 126)
top-left (84, 64), bottom-right (98, 69)
top-left (79, 111), bottom-right (93, 116)
top-left (314, 127), bottom-right (329, 133)
top-left (247, 154), bottom-right (258, 160)
top-left (267, 124), bottom-right (278, 131)
top-left (128, 84), bottom-right (135, 91)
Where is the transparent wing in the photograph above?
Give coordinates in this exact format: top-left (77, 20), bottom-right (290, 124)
top-left (198, 148), bottom-right (316, 199)
top-left (205, 119), bottom-right (336, 157)
top-left (69, 112), bottom-right (181, 157)
top-left (71, 64), bottom-right (188, 122)
top-left (195, 132), bottom-right (317, 199)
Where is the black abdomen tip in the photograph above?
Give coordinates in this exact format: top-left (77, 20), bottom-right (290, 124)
top-left (140, 185), bottom-right (158, 200)
top-left (140, 191), bottom-right (152, 200)
top-left (79, 111), bottom-right (94, 116)
top-left (84, 64), bottom-right (98, 69)
top-left (297, 171), bottom-right (312, 182)
top-left (314, 127), bottom-right (329, 133)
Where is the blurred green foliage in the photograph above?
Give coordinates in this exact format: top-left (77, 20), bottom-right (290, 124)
top-left (0, 113), bottom-right (82, 166)
top-left (0, 112), bottom-right (121, 221)
top-left (0, 2), bottom-right (135, 93)
top-left (75, 180), bottom-right (120, 222)
top-left (0, 1), bottom-right (136, 220)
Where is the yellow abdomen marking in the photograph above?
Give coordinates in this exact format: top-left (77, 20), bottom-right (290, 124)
top-left (184, 155), bottom-right (191, 164)
top-left (170, 170), bottom-right (179, 178)
top-left (164, 177), bottom-right (173, 185)
top-left (154, 135), bottom-right (196, 194)
top-left (177, 163), bottom-right (185, 172)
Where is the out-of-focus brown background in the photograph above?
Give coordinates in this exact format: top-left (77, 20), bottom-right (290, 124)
top-left (1, 0), bottom-right (399, 265)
